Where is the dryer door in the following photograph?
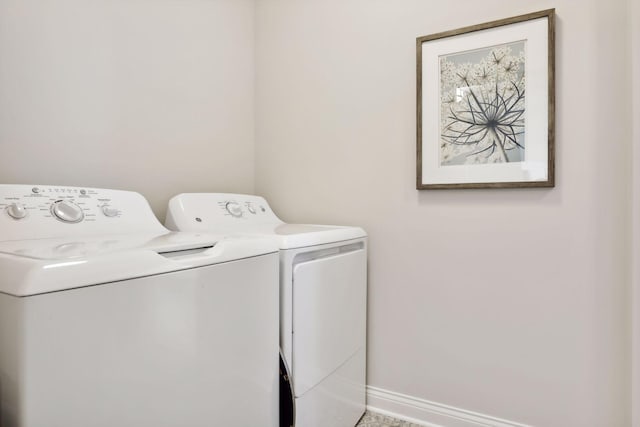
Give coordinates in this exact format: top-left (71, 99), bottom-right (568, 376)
top-left (292, 248), bottom-right (366, 398)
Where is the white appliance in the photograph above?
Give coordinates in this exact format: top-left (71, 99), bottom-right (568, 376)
top-left (0, 185), bottom-right (280, 427)
top-left (165, 193), bottom-right (367, 427)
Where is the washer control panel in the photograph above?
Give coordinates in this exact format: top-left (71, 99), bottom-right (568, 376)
top-left (0, 185), bottom-right (166, 241)
top-left (1, 186), bottom-right (122, 224)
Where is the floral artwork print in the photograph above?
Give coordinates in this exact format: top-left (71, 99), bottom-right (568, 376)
top-left (439, 41), bottom-right (526, 166)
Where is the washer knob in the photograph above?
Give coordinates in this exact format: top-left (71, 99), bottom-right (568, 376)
top-left (6, 202), bottom-right (27, 219)
top-left (51, 200), bottom-right (84, 223)
top-left (225, 202), bottom-right (243, 217)
top-left (102, 205), bottom-right (119, 217)
top-left (246, 204), bottom-right (256, 214)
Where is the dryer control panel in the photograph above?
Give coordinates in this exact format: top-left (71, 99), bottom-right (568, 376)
top-left (165, 193), bottom-right (283, 233)
top-left (0, 185), bottom-right (166, 242)
top-left (218, 197), bottom-right (272, 220)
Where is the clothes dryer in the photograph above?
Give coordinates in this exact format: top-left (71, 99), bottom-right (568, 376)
top-left (165, 193), bottom-right (367, 427)
top-left (0, 185), bottom-right (279, 427)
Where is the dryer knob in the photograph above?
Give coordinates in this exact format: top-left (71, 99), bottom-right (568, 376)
top-left (225, 202), bottom-right (243, 218)
top-left (51, 200), bottom-right (84, 223)
top-left (6, 202), bottom-right (27, 219)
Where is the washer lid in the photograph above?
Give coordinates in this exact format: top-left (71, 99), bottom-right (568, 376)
top-left (0, 231), bottom-right (224, 260)
top-left (0, 232), bottom-right (278, 297)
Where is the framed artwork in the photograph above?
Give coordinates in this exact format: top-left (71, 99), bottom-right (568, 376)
top-left (416, 9), bottom-right (555, 189)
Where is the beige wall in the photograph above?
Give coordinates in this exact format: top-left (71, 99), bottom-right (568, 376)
top-left (255, 1), bottom-right (632, 426)
top-left (0, 0), bottom-right (256, 219)
top-left (632, 0), bottom-right (640, 422)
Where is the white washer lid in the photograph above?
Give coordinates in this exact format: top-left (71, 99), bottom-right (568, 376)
top-left (0, 232), bottom-right (278, 297)
top-left (0, 232), bottom-right (217, 260)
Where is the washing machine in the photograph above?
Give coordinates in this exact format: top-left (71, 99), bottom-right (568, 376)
top-left (165, 193), bottom-right (367, 427)
top-left (0, 184), bottom-right (280, 427)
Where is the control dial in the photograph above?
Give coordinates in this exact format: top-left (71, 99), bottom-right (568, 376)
top-left (246, 203), bottom-right (256, 214)
top-left (6, 202), bottom-right (27, 220)
top-left (102, 205), bottom-right (119, 217)
top-left (51, 200), bottom-right (84, 223)
top-left (225, 201), bottom-right (243, 218)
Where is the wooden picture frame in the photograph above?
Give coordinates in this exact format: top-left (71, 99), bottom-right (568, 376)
top-left (416, 9), bottom-right (555, 189)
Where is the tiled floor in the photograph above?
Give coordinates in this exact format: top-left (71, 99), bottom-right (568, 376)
top-left (356, 411), bottom-right (423, 427)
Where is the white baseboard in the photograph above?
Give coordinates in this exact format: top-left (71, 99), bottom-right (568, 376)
top-left (366, 386), bottom-right (532, 427)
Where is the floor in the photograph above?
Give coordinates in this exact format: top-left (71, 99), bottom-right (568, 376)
top-left (356, 411), bottom-right (423, 427)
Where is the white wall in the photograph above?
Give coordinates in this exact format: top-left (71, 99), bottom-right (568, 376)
top-left (255, 1), bottom-right (632, 426)
top-left (632, 0), bottom-right (640, 422)
top-left (0, 0), bottom-right (256, 219)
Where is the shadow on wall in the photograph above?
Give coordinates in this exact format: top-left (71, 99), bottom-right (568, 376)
top-left (416, 186), bottom-right (559, 207)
